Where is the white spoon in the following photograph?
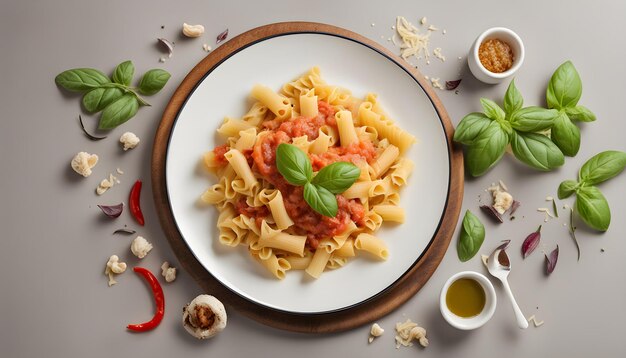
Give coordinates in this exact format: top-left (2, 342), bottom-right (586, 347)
top-left (487, 240), bottom-right (528, 329)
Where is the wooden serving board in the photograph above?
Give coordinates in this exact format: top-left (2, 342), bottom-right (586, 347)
top-left (151, 22), bottom-right (464, 333)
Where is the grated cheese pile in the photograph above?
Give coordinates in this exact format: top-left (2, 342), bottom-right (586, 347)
top-left (395, 16), bottom-right (432, 63)
top-left (395, 319), bottom-right (428, 348)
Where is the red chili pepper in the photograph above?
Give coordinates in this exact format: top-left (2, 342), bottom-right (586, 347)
top-left (129, 180), bottom-right (145, 226)
top-left (127, 267), bottom-right (164, 332)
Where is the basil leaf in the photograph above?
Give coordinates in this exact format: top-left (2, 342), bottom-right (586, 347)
top-left (112, 60), bottom-right (134, 86)
top-left (480, 98), bottom-right (505, 121)
top-left (551, 112), bottom-right (581, 157)
top-left (575, 186), bottom-right (610, 231)
top-left (276, 143), bottom-right (313, 186)
top-left (453, 113), bottom-right (493, 145)
top-left (303, 183), bottom-right (338, 217)
top-left (511, 131), bottom-right (564, 171)
top-left (579, 150), bottom-right (626, 185)
top-left (138, 69), bottom-right (171, 95)
top-left (98, 94), bottom-right (139, 130)
top-left (457, 210), bottom-right (485, 262)
top-left (565, 105), bottom-right (596, 122)
top-left (546, 61), bottom-right (582, 110)
top-left (466, 121), bottom-right (509, 177)
top-left (311, 162), bottom-right (360, 194)
top-left (55, 68), bottom-right (110, 92)
top-left (509, 107), bottom-right (558, 132)
top-left (503, 79), bottom-right (523, 115)
top-left (558, 180), bottom-right (578, 199)
top-left (82, 87), bottom-right (124, 113)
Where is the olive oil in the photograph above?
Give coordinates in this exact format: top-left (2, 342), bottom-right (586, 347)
top-left (446, 278), bottom-right (486, 318)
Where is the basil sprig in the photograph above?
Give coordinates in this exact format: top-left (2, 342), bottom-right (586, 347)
top-left (457, 210), bottom-right (485, 262)
top-left (276, 144), bottom-right (360, 217)
top-left (557, 150), bottom-right (626, 231)
top-left (55, 60), bottom-right (171, 130)
top-left (454, 80), bottom-right (562, 176)
top-left (547, 61), bottom-right (596, 156)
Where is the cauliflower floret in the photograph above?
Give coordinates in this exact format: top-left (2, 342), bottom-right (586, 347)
top-left (183, 295), bottom-right (227, 339)
top-left (130, 236), bottom-right (153, 259)
top-left (71, 152), bottom-right (98, 177)
top-left (161, 261), bottom-right (177, 282)
top-left (120, 132), bottom-right (140, 151)
top-left (104, 255), bottom-right (127, 286)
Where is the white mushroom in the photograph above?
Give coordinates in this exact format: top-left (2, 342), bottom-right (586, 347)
top-left (130, 236), bottom-right (153, 259)
top-left (71, 152), bottom-right (98, 177)
top-left (182, 295), bottom-right (227, 339)
top-left (104, 255), bottom-right (127, 286)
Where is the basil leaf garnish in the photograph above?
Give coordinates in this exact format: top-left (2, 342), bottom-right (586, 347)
top-left (303, 183), bottom-right (338, 217)
top-left (457, 210), bottom-right (485, 262)
top-left (311, 162), bottom-right (360, 194)
top-left (112, 60), bottom-right (135, 86)
top-left (565, 105), bottom-right (596, 122)
top-left (575, 186), bottom-right (610, 231)
top-left (503, 79), bottom-right (523, 115)
top-left (55, 68), bottom-right (110, 92)
top-left (98, 94), bottom-right (139, 130)
top-left (276, 144), bottom-right (313, 186)
top-left (510, 131), bottom-right (564, 171)
top-left (466, 121), bottom-right (508, 177)
top-left (546, 60), bottom-right (582, 110)
top-left (480, 98), bottom-right (506, 121)
top-left (138, 69), bottom-right (171, 95)
top-left (453, 113), bottom-right (493, 145)
top-left (509, 107), bottom-right (558, 133)
top-left (557, 180), bottom-right (578, 200)
top-left (82, 87), bottom-right (124, 113)
top-left (578, 150), bottom-right (626, 185)
top-left (551, 112), bottom-right (581, 157)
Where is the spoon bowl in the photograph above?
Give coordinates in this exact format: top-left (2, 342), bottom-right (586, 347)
top-left (487, 240), bottom-right (529, 329)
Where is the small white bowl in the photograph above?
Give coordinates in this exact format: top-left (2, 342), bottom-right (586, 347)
top-left (440, 271), bottom-right (497, 330)
top-left (468, 27), bottom-right (525, 84)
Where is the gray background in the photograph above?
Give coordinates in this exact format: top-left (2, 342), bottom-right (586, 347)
top-left (2, 0), bottom-right (625, 357)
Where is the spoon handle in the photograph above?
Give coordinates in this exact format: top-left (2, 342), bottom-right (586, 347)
top-left (502, 278), bottom-right (529, 329)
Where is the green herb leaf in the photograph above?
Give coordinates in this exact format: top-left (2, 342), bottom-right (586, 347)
top-left (511, 131), bottom-right (564, 171)
top-left (509, 107), bottom-right (559, 132)
top-left (303, 183), bottom-right (338, 217)
top-left (558, 179), bottom-right (578, 199)
top-left (578, 150), bottom-right (626, 185)
top-left (546, 61), bottom-right (582, 110)
top-left (503, 79), bottom-right (523, 115)
top-left (112, 60), bottom-right (135, 86)
top-left (453, 113), bottom-right (493, 145)
top-left (138, 69), bottom-right (171, 95)
top-left (551, 112), bottom-right (581, 156)
top-left (457, 210), bottom-right (485, 262)
top-left (98, 94), bottom-right (139, 130)
top-left (276, 143), bottom-right (313, 186)
top-left (311, 162), bottom-right (360, 194)
top-left (55, 68), bottom-right (110, 92)
top-left (565, 105), bottom-right (596, 122)
top-left (466, 121), bottom-right (509, 177)
top-left (575, 186), bottom-right (610, 231)
top-left (82, 87), bottom-right (124, 113)
top-left (480, 98), bottom-right (506, 121)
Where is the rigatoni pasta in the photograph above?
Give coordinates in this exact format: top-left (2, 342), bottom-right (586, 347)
top-left (201, 67), bottom-right (415, 280)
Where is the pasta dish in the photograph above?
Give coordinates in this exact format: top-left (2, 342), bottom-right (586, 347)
top-left (201, 67), bottom-right (415, 279)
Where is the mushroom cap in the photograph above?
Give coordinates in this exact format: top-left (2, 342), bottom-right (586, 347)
top-left (182, 295), bottom-right (227, 339)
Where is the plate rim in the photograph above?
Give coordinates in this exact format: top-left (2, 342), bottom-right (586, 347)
top-left (152, 21), bottom-right (464, 333)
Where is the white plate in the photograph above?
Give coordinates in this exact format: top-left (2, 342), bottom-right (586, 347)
top-left (166, 32), bottom-right (450, 314)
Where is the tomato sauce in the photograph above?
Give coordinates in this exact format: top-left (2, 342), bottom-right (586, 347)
top-left (217, 100), bottom-right (375, 249)
top-left (235, 197), bottom-right (269, 228)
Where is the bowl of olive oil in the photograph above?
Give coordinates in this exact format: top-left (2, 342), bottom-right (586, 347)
top-left (440, 271), bottom-right (497, 330)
